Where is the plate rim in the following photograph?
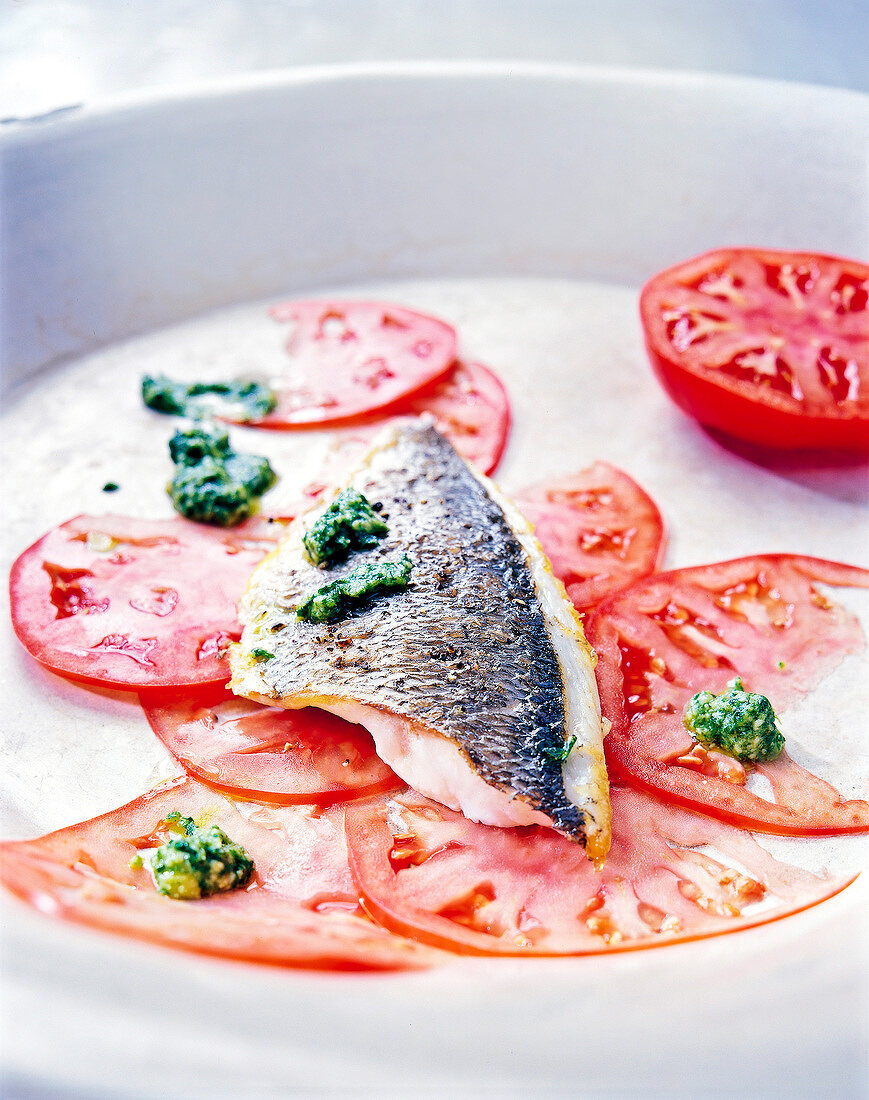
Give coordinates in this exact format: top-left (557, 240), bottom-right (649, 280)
top-left (4, 57), bottom-right (868, 137)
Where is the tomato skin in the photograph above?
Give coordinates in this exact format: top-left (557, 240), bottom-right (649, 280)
top-left (585, 554), bottom-right (869, 835)
top-left (640, 248), bottom-right (869, 451)
top-left (646, 345), bottom-right (868, 451)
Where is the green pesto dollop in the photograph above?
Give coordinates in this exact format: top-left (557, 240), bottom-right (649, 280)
top-left (150, 811), bottom-right (254, 900)
top-left (166, 422), bottom-right (277, 527)
top-left (169, 458), bottom-right (258, 527)
top-left (302, 490), bottom-right (389, 567)
top-left (169, 423), bottom-right (232, 466)
top-left (682, 677), bottom-right (785, 763)
top-left (296, 555), bottom-right (413, 623)
top-left (142, 374), bottom-right (276, 421)
top-left (223, 453), bottom-right (279, 499)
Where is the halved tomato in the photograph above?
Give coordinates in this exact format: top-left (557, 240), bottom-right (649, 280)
top-left (141, 686), bottom-right (399, 803)
top-left (9, 515), bottom-right (282, 691)
top-left (244, 300), bottom-right (458, 427)
top-left (345, 788), bottom-right (852, 956)
top-left (0, 776), bottom-right (436, 970)
top-left (513, 462), bottom-right (665, 612)
top-left (585, 555), bottom-right (869, 834)
top-left (640, 248), bottom-right (869, 450)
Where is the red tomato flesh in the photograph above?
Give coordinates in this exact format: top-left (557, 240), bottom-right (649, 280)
top-left (0, 776), bottom-right (437, 970)
top-left (585, 555), bottom-right (869, 834)
top-left (345, 787), bottom-right (852, 956)
top-left (9, 515), bottom-right (282, 691)
top-left (640, 248), bottom-right (869, 450)
top-left (513, 462), bottom-right (666, 613)
top-left (141, 686), bottom-right (399, 803)
top-left (244, 300), bottom-right (458, 427)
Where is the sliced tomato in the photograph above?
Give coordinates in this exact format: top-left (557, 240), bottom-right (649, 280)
top-left (390, 360), bottom-right (511, 474)
top-left (345, 787), bottom-right (852, 956)
top-left (9, 515), bottom-right (284, 691)
top-left (584, 555), bottom-right (869, 834)
top-left (315, 360), bottom-right (511, 473)
top-left (141, 686), bottom-right (399, 803)
top-left (0, 776), bottom-right (436, 970)
top-left (640, 248), bottom-right (869, 450)
top-left (244, 300), bottom-right (458, 427)
top-left (513, 462), bottom-right (666, 612)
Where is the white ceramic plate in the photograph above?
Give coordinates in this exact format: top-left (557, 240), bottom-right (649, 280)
top-left (2, 64), bottom-right (868, 1097)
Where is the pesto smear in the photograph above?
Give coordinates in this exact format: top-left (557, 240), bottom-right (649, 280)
top-left (683, 677), bottom-right (785, 762)
top-left (150, 811), bottom-right (254, 900)
top-left (142, 374), bottom-right (276, 421)
top-left (303, 489), bottom-right (389, 567)
top-left (543, 734), bottom-right (577, 763)
top-left (296, 555), bottom-right (413, 623)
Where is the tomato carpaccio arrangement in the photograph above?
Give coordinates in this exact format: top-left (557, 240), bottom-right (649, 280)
top-left (3, 273), bottom-right (868, 972)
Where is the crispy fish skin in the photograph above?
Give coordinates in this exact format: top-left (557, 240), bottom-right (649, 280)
top-left (231, 421), bottom-right (610, 863)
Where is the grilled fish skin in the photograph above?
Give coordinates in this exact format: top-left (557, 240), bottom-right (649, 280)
top-left (231, 420), bottom-right (611, 864)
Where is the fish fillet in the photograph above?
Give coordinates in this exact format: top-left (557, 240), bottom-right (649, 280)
top-left (230, 420), bottom-right (611, 864)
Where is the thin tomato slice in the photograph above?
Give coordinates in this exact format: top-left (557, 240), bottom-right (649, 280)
top-left (640, 248), bottom-right (869, 450)
top-left (0, 776), bottom-right (436, 971)
top-left (392, 360), bottom-right (511, 475)
top-left (345, 787), bottom-right (852, 956)
top-left (9, 515), bottom-right (283, 691)
top-left (313, 361), bottom-right (512, 477)
top-left (245, 300), bottom-right (458, 427)
top-left (585, 555), bottom-right (869, 834)
top-left (141, 686), bottom-right (399, 803)
top-left (513, 463), bottom-right (665, 612)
